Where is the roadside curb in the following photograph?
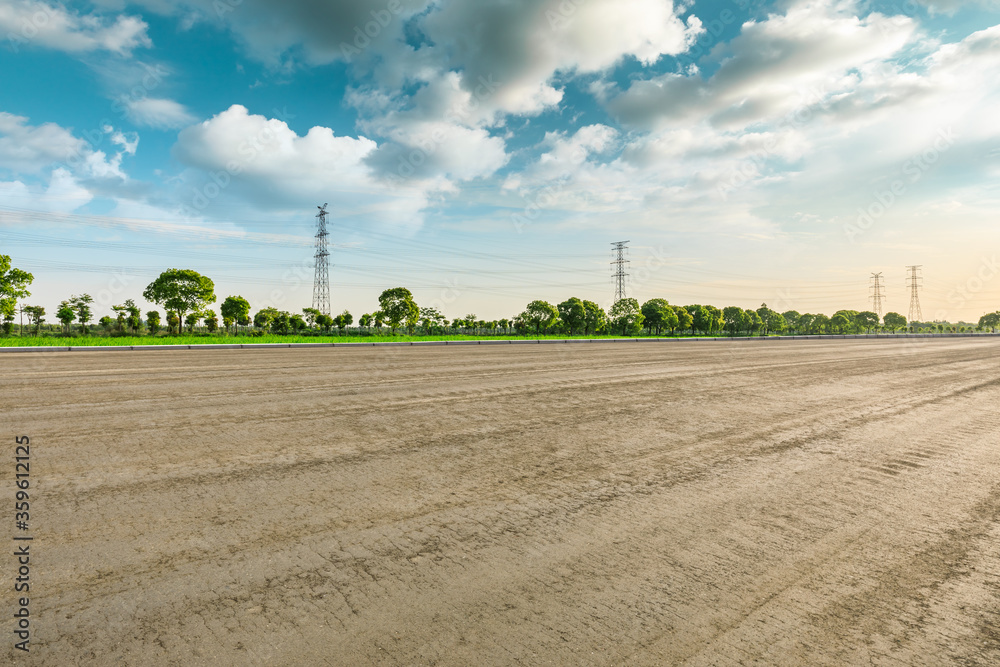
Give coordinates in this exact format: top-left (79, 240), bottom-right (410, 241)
top-left (1, 332), bottom-right (997, 353)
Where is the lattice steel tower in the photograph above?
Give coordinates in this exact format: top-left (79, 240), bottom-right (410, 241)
top-left (906, 265), bottom-right (923, 323)
top-left (611, 241), bottom-right (630, 302)
top-left (870, 272), bottom-right (885, 319)
top-left (312, 203), bottom-right (331, 317)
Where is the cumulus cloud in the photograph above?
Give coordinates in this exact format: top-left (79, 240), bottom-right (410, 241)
top-left (125, 98), bottom-right (198, 129)
top-left (0, 0), bottom-right (151, 55)
top-left (172, 104), bottom-right (430, 229)
top-left (609, 0), bottom-right (918, 130)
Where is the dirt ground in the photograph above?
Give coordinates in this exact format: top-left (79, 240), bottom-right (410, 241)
top-left (4, 338), bottom-right (1000, 666)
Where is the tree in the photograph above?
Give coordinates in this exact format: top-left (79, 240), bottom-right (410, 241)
top-left (521, 300), bottom-right (559, 334)
top-left (56, 301), bottom-right (76, 333)
top-left (359, 313), bottom-right (372, 330)
top-left (705, 305), bottom-right (725, 334)
top-left (978, 312), bottom-right (999, 332)
top-left (610, 298), bottom-right (644, 336)
top-left (204, 310), bottom-right (219, 333)
top-left (125, 299), bottom-right (141, 333)
top-left (166, 311), bottom-right (180, 334)
top-left (833, 310), bottom-right (860, 334)
top-left (781, 310), bottom-right (801, 333)
top-left (674, 306), bottom-right (693, 335)
top-left (558, 297), bottom-right (587, 335)
top-left (723, 306), bottom-right (743, 336)
top-left (302, 307), bottom-right (322, 329)
top-left (142, 269), bottom-right (216, 336)
top-left (184, 311), bottom-right (202, 332)
top-left (883, 312), bottom-right (906, 332)
top-left (69, 294), bottom-right (94, 333)
top-left (692, 306), bottom-right (713, 335)
top-left (812, 313), bottom-right (830, 334)
top-left (271, 311), bottom-right (291, 334)
top-left (378, 287), bottom-right (418, 334)
top-left (24, 305), bottom-right (45, 335)
top-left (146, 310), bottom-right (161, 335)
top-left (99, 315), bottom-right (114, 331)
top-left (830, 313), bottom-right (850, 334)
top-left (254, 307), bottom-right (279, 330)
top-left (745, 309), bottom-right (763, 336)
top-left (112, 302), bottom-right (129, 333)
top-left (318, 313), bottom-right (335, 331)
top-left (855, 311), bottom-right (879, 334)
top-left (798, 313), bottom-right (815, 334)
top-left (641, 298), bottom-right (673, 335)
top-left (333, 309), bottom-right (353, 334)
top-left (289, 314), bottom-right (306, 332)
top-left (579, 300), bottom-right (608, 335)
top-left (221, 296), bottom-right (251, 334)
top-left (0, 255), bottom-right (33, 329)
top-left (419, 306), bottom-right (446, 332)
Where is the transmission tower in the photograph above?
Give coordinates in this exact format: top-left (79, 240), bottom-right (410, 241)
top-left (312, 203), bottom-right (331, 317)
top-left (870, 272), bottom-right (885, 319)
top-left (611, 241), bottom-right (630, 302)
top-left (906, 265), bottom-right (923, 323)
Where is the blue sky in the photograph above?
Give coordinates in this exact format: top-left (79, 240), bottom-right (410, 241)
top-left (1, 0), bottom-right (999, 323)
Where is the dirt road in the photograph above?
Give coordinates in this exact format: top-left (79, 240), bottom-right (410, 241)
top-left (4, 338), bottom-right (1000, 665)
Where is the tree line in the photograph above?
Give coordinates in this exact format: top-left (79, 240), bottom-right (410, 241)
top-left (3, 257), bottom-right (999, 338)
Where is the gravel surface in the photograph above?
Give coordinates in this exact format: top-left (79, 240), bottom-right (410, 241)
top-left (4, 338), bottom-right (1000, 665)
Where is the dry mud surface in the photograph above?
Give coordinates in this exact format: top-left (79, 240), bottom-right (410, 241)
top-left (4, 338), bottom-right (1000, 666)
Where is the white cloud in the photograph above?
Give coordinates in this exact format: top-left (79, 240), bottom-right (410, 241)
top-left (125, 98), bottom-right (198, 129)
top-left (0, 0), bottom-right (151, 55)
top-left (172, 104), bottom-right (430, 230)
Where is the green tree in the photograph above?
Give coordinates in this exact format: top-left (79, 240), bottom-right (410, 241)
top-left (112, 302), bottom-right (129, 333)
top-left (813, 313), bottom-right (830, 334)
top-left (184, 311), bottom-right (202, 332)
top-left (56, 301), bottom-right (76, 333)
top-left (883, 312), bottom-right (906, 332)
top-left (557, 297), bottom-right (587, 335)
top-left (582, 300), bottom-right (607, 335)
top-left (99, 315), bottom-right (114, 331)
top-left (692, 306), bottom-right (713, 335)
top-left (0, 255), bottom-right (33, 328)
top-left (855, 311), bottom-right (879, 334)
top-left (781, 310), bottom-right (801, 333)
top-left (674, 306), bottom-right (693, 335)
top-left (378, 287), bottom-right (418, 334)
top-left (359, 313), bottom-right (372, 330)
top-left (221, 296), bottom-right (251, 334)
top-left (142, 269), bottom-right (216, 335)
top-left (977, 311), bottom-right (999, 332)
top-left (24, 305), bottom-right (45, 335)
top-left (333, 309), bottom-right (353, 334)
top-left (798, 313), bottom-right (815, 334)
top-left (301, 307), bottom-right (321, 329)
top-left (271, 311), bottom-right (291, 334)
top-left (289, 314), bottom-right (306, 332)
top-left (202, 310), bottom-right (218, 333)
top-left (723, 306), bottom-right (743, 336)
top-left (521, 300), bottom-right (559, 334)
top-left (317, 313), bottom-right (334, 331)
top-left (830, 313), bottom-right (850, 333)
top-left (166, 311), bottom-right (180, 334)
top-left (254, 307), bottom-right (279, 330)
top-left (641, 298), bottom-right (673, 335)
top-left (69, 294), bottom-right (94, 333)
top-left (610, 298), bottom-right (644, 336)
top-left (146, 310), bottom-right (161, 335)
top-left (745, 309), bottom-right (762, 336)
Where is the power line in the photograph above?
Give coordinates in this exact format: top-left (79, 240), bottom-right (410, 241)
top-left (312, 204), bottom-right (330, 316)
top-left (870, 272), bottom-right (885, 319)
top-left (906, 265), bottom-right (923, 322)
top-left (611, 240), bottom-right (629, 302)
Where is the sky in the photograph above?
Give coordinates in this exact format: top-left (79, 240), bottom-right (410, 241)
top-left (1, 0), bottom-right (999, 324)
